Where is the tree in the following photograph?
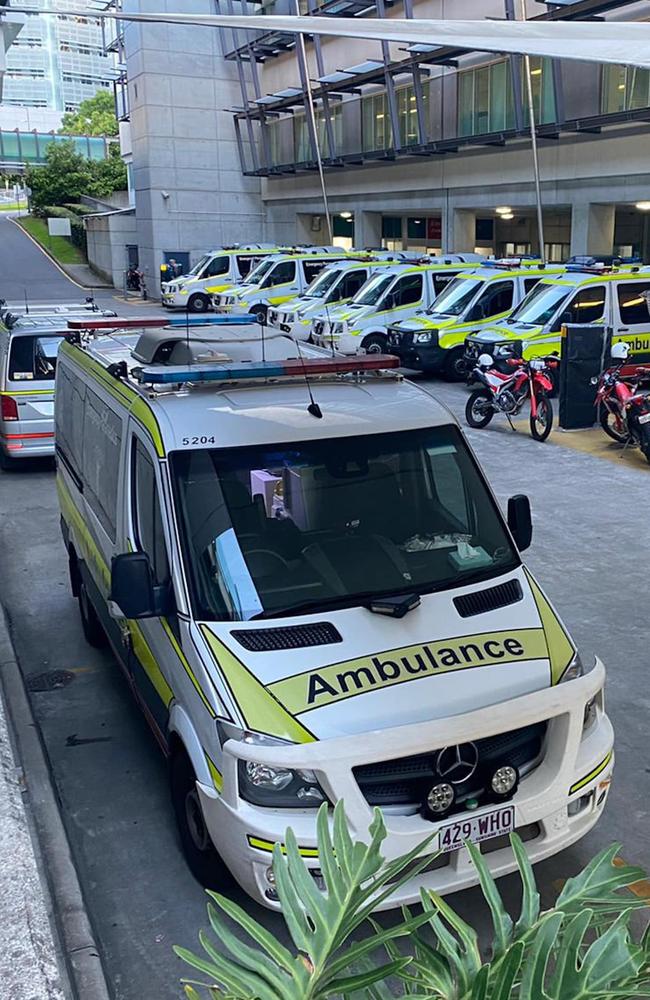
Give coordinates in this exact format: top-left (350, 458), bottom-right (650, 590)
top-left (59, 90), bottom-right (119, 137)
top-left (25, 139), bottom-right (127, 213)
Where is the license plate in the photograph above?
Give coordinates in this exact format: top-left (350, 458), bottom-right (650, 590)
top-left (438, 805), bottom-right (515, 853)
top-left (639, 412), bottom-right (650, 424)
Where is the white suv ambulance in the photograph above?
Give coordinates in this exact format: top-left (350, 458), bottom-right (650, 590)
top-left (55, 318), bottom-right (613, 908)
top-left (162, 245), bottom-right (281, 313)
top-left (213, 249), bottom-right (349, 322)
top-left (310, 256), bottom-right (482, 355)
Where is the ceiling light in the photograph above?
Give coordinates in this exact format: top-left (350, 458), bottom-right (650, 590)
top-left (340, 211), bottom-right (352, 219)
top-left (636, 202), bottom-right (650, 211)
top-left (500, 213), bottom-right (514, 221)
top-left (530, 68), bottom-right (542, 76)
top-left (495, 206), bottom-right (512, 215)
top-left (618, 84), bottom-right (626, 90)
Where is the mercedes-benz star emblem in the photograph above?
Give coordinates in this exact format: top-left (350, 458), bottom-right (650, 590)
top-left (436, 743), bottom-right (479, 785)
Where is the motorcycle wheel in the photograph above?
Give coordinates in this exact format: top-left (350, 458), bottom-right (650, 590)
top-left (599, 407), bottom-right (631, 444)
top-left (465, 390), bottom-right (494, 429)
top-left (530, 394), bottom-right (553, 442)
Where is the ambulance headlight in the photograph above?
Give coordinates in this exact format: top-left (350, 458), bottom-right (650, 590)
top-left (218, 723), bottom-right (326, 807)
top-left (494, 342), bottom-right (517, 358)
top-left (333, 322), bottom-right (345, 335)
top-left (560, 650), bottom-right (585, 684)
top-left (489, 764), bottom-right (519, 800)
top-left (414, 330), bottom-right (438, 345)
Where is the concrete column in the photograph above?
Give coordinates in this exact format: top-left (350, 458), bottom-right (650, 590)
top-left (570, 203), bottom-right (615, 257)
top-left (355, 211), bottom-right (382, 250)
top-left (443, 207), bottom-right (476, 253)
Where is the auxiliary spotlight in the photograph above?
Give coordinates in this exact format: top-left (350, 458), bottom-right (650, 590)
top-left (488, 763), bottom-right (519, 802)
top-left (423, 781), bottom-right (456, 821)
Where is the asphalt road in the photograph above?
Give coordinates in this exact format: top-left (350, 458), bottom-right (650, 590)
top-left (1, 242), bottom-right (649, 997)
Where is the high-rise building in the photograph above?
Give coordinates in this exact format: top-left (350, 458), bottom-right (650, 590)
top-left (0, 1), bottom-right (25, 101)
top-left (1, 0), bottom-right (115, 127)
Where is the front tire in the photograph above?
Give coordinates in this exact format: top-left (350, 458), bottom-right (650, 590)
top-left (465, 390), bottom-right (494, 428)
top-left (78, 579), bottom-right (107, 648)
top-left (361, 333), bottom-right (388, 355)
top-left (443, 347), bottom-right (467, 382)
top-left (600, 407), bottom-right (630, 444)
top-left (188, 293), bottom-right (210, 313)
top-left (250, 305), bottom-right (267, 325)
top-left (530, 393), bottom-right (553, 442)
top-left (170, 750), bottom-right (233, 890)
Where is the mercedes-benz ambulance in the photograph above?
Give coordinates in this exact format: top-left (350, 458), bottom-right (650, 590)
top-left (162, 245), bottom-right (282, 313)
top-left (212, 249), bottom-right (350, 322)
top-left (464, 264), bottom-right (650, 370)
top-left (310, 255), bottom-right (482, 356)
top-left (386, 262), bottom-right (565, 380)
top-left (54, 315), bottom-right (613, 908)
top-left (268, 257), bottom-right (408, 342)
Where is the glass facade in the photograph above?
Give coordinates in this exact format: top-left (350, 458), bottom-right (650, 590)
top-left (3, 0), bottom-right (114, 112)
top-left (458, 57), bottom-right (555, 137)
top-left (0, 130), bottom-right (108, 164)
top-left (362, 82), bottom-right (429, 152)
top-left (602, 65), bottom-right (650, 113)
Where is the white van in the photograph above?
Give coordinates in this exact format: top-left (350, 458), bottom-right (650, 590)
top-left (55, 319), bottom-right (613, 909)
top-left (310, 257), bottom-right (479, 355)
top-left (268, 258), bottom-right (408, 341)
top-left (162, 245), bottom-right (282, 313)
top-left (213, 250), bottom-right (351, 323)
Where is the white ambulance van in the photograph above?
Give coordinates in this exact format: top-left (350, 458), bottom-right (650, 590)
top-left (162, 245), bottom-right (282, 313)
top-left (55, 318), bottom-right (613, 908)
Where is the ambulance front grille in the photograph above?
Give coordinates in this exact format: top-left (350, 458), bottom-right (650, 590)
top-left (453, 579), bottom-right (523, 619)
top-left (353, 721), bottom-right (546, 809)
top-left (231, 622), bottom-right (343, 652)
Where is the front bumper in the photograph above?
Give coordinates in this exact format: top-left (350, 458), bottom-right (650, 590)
top-left (387, 337), bottom-right (446, 371)
top-left (312, 329), bottom-right (359, 355)
top-left (197, 660), bottom-right (613, 910)
top-left (161, 291), bottom-right (188, 308)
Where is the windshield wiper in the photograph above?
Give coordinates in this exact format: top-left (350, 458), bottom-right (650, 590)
top-left (250, 583), bottom-right (422, 621)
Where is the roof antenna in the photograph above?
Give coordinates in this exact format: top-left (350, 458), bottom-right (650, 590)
top-left (24, 289), bottom-right (29, 315)
top-left (293, 336), bottom-right (322, 419)
top-left (186, 303), bottom-right (192, 367)
top-left (257, 311), bottom-right (267, 364)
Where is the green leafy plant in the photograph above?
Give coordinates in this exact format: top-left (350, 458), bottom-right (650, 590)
top-left (175, 802), bottom-right (650, 999)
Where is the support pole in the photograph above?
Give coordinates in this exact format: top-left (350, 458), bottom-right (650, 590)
top-left (519, 0), bottom-right (546, 264)
top-left (294, 4), bottom-right (333, 244)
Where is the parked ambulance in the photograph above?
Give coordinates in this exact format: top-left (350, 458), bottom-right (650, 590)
top-left (464, 264), bottom-right (650, 369)
top-left (161, 245), bottom-right (282, 313)
top-left (386, 262), bottom-right (565, 380)
top-left (310, 255), bottom-right (483, 355)
top-left (267, 257), bottom-right (409, 341)
top-left (54, 316), bottom-right (613, 907)
top-left (212, 249), bottom-right (350, 322)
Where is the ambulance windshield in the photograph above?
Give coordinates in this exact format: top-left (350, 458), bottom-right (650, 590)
top-left (170, 426), bottom-right (519, 622)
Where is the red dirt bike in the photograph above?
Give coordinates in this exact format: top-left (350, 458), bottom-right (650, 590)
top-left (592, 342), bottom-right (650, 463)
top-left (465, 354), bottom-right (557, 442)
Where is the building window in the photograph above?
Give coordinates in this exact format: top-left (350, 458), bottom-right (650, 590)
top-left (458, 58), bottom-right (555, 136)
top-left (363, 82), bottom-right (429, 152)
top-left (294, 105), bottom-right (342, 163)
top-left (603, 65), bottom-right (650, 113)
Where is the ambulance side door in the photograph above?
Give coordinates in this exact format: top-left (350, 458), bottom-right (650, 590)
top-left (614, 279), bottom-right (650, 362)
top-left (125, 427), bottom-right (179, 742)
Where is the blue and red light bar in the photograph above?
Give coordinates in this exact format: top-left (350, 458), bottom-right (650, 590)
top-left (133, 354), bottom-right (400, 385)
top-left (67, 314), bottom-right (257, 331)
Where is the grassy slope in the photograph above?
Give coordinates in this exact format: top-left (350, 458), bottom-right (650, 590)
top-left (15, 216), bottom-right (85, 265)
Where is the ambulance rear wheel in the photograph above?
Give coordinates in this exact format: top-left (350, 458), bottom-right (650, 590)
top-left (78, 579), bottom-right (107, 649)
top-left (188, 293), bottom-right (210, 313)
top-left (170, 750), bottom-right (233, 890)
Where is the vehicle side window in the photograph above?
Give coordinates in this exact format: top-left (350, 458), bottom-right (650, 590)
top-left (265, 261), bottom-right (296, 286)
top-left (390, 274), bottom-right (423, 308)
top-left (83, 389), bottom-right (122, 541)
top-left (523, 277), bottom-right (543, 294)
top-left (469, 281), bottom-right (514, 321)
top-left (340, 271), bottom-right (367, 299)
top-left (56, 366), bottom-right (85, 477)
top-left (433, 272), bottom-right (459, 295)
top-left (617, 282), bottom-right (650, 325)
top-left (132, 438), bottom-right (170, 587)
top-left (236, 256), bottom-right (255, 278)
top-left (204, 256), bottom-right (229, 278)
top-left (303, 261), bottom-right (326, 284)
top-left (558, 285), bottom-right (606, 328)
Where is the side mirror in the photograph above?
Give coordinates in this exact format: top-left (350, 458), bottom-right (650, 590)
top-left (507, 494), bottom-right (532, 552)
top-left (110, 552), bottom-right (168, 619)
